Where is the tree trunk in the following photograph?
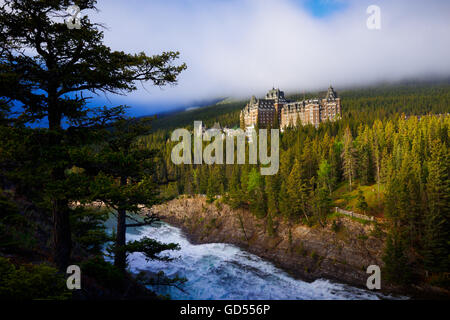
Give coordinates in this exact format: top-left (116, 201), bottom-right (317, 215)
top-left (115, 207), bottom-right (127, 272)
top-left (52, 197), bottom-right (72, 271)
top-left (49, 107), bottom-right (72, 271)
top-left (115, 176), bottom-right (128, 272)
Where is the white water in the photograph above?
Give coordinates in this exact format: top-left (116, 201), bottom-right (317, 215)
top-left (121, 221), bottom-right (390, 300)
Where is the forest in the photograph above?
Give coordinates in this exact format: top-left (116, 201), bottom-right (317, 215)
top-left (0, 0), bottom-right (448, 300)
top-left (144, 81), bottom-right (450, 288)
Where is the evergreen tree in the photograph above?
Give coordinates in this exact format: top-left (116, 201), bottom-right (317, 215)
top-left (0, 0), bottom-right (185, 270)
top-left (227, 165), bottom-right (243, 209)
top-left (422, 140), bottom-right (449, 273)
top-left (341, 127), bottom-right (357, 191)
top-left (265, 174), bottom-right (281, 216)
top-left (317, 159), bottom-right (334, 195)
top-left (313, 186), bottom-right (332, 226)
top-left (266, 211), bottom-right (275, 236)
top-left (383, 230), bottom-right (411, 285)
top-left (71, 118), bottom-right (170, 272)
top-left (356, 190), bottom-right (368, 214)
top-left (278, 181), bottom-right (290, 219)
top-left (206, 166), bottom-right (222, 203)
top-left (247, 167), bottom-right (266, 218)
top-left (286, 160), bottom-right (310, 222)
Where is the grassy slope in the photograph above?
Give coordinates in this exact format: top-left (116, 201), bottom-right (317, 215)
top-left (333, 182), bottom-right (386, 217)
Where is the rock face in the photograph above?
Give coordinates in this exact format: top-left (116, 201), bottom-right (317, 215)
top-left (150, 195), bottom-right (385, 290)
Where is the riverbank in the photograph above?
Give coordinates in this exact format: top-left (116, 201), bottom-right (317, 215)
top-left (148, 195), bottom-right (448, 299)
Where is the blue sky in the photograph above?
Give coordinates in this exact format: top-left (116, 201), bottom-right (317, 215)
top-left (11, 0), bottom-right (450, 120)
top-left (302, 0), bottom-right (348, 17)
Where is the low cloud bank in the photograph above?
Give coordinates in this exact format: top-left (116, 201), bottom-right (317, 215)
top-left (91, 0), bottom-right (450, 112)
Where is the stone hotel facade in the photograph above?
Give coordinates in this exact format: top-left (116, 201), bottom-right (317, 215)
top-left (240, 86), bottom-right (341, 129)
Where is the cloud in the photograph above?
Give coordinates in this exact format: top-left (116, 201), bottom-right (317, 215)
top-left (89, 0), bottom-right (450, 114)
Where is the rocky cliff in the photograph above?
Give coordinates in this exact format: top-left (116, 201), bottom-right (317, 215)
top-left (150, 195), bottom-right (387, 291)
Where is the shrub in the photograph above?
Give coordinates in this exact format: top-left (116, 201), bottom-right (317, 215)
top-left (81, 256), bottom-right (124, 291)
top-left (0, 257), bottom-right (70, 300)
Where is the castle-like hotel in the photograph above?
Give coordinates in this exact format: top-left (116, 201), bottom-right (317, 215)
top-left (240, 86), bottom-right (341, 129)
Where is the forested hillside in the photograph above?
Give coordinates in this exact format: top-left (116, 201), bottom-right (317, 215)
top-left (1, 0), bottom-right (448, 302)
top-left (143, 82), bottom-right (450, 289)
top-left (151, 81), bottom-right (450, 131)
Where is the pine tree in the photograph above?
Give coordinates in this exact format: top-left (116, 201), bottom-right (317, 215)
top-left (247, 167), bottom-right (266, 218)
top-left (0, 0), bottom-right (185, 270)
top-left (383, 230), bottom-right (411, 285)
top-left (71, 118), bottom-right (169, 272)
top-left (228, 166), bottom-right (243, 209)
top-left (278, 181), bottom-right (290, 219)
top-left (313, 186), bottom-right (332, 226)
top-left (317, 159), bottom-right (334, 195)
top-left (330, 140), bottom-right (343, 186)
top-left (341, 127), bottom-right (357, 191)
top-left (184, 172), bottom-right (194, 195)
top-left (356, 190), bottom-right (368, 214)
top-left (265, 174), bottom-right (281, 216)
top-left (286, 160), bottom-right (310, 222)
top-left (240, 165), bottom-right (249, 202)
top-left (422, 140), bottom-right (449, 273)
top-left (266, 211), bottom-right (275, 236)
top-left (372, 120), bottom-right (385, 202)
top-left (206, 166), bottom-right (222, 203)
top-left (198, 166), bottom-right (209, 195)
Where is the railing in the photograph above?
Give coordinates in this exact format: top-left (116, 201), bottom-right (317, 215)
top-left (334, 207), bottom-right (375, 222)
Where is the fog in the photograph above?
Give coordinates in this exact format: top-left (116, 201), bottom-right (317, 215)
top-left (40, 0), bottom-right (450, 112)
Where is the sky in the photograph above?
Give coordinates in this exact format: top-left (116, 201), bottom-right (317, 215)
top-left (72, 0), bottom-right (450, 115)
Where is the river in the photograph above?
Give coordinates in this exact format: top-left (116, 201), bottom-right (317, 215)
top-left (107, 219), bottom-right (393, 300)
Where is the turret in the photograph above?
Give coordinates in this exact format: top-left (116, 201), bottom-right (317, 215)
top-left (325, 85), bottom-right (338, 101)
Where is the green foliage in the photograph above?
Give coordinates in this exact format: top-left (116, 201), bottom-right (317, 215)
top-left (1, 6), bottom-right (449, 293)
top-left (0, 257), bottom-right (71, 300)
top-left (125, 237), bottom-right (180, 262)
top-left (331, 219), bottom-right (342, 233)
top-left (266, 212), bottom-right (275, 236)
top-left (285, 160), bottom-right (310, 222)
top-left (143, 82), bottom-right (450, 287)
top-left (136, 270), bottom-right (187, 297)
top-left (312, 186), bottom-right (333, 226)
top-left (317, 159), bottom-right (334, 194)
top-left (382, 232), bottom-right (411, 285)
top-left (70, 207), bottom-right (109, 255)
top-left (81, 256), bottom-right (125, 291)
top-left (341, 127), bottom-right (357, 191)
top-left (265, 174), bottom-right (280, 216)
top-left (356, 190), bottom-right (368, 213)
top-left (0, 0), bottom-right (185, 271)
top-left (422, 140), bottom-right (449, 273)
top-left (0, 192), bottom-right (35, 250)
top-left (247, 168), bottom-right (266, 218)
